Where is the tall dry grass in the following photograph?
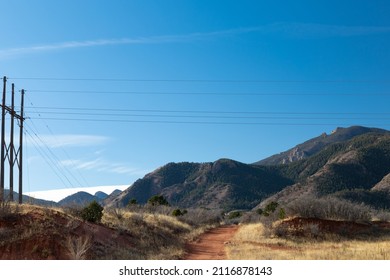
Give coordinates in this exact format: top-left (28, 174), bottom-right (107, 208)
top-left (102, 206), bottom-right (221, 259)
top-left (66, 236), bottom-right (91, 260)
top-left (226, 223), bottom-right (390, 260)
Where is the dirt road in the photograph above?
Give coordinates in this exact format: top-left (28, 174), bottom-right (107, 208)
top-left (184, 225), bottom-right (239, 260)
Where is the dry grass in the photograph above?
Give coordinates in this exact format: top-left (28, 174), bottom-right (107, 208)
top-left (2, 202), bottom-right (233, 259)
top-left (101, 207), bottom-right (214, 259)
top-left (66, 236), bottom-right (92, 260)
top-left (0, 203), bottom-right (221, 260)
top-left (226, 222), bottom-right (390, 260)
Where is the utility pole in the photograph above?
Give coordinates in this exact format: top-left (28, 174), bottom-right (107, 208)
top-left (1, 76), bottom-right (6, 202)
top-left (18, 89), bottom-right (25, 204)
top-left (0, 76), bottom-right (25, 203)
top-left (9, 83), bottom-right (15, 201)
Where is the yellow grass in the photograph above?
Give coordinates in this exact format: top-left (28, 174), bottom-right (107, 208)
top-left (102, 208), bottom-right (208, 259)
top-left (226, 223), bottom-right (390, 260)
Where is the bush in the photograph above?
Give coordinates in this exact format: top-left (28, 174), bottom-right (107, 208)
top-left (172, 209), bottom-right (187, 217)
top-left (178, 208), bottom-right (222, 226)
top-left (227, 211), bottom-right (242, 219)
top-left (257, 201), bottom-right (280, 217)
top-left (256, 208), bottom-right (263, 215)
top-left (66, 236), bottom-right (91, 260)
top-left (264, 202), bottom-right (279, 213)
top-left (287, 196), bottom-right (372, 222)
top-left (81, 201), bottom-right (104, 223)
top-left (147, 195), bottom-right (170, 206)
top-left (278, 208), bottom-right (286, 220)
top-left (128, 198), bottom-right (137, 205)
top-left (0, 200), bottom-right (14, 219)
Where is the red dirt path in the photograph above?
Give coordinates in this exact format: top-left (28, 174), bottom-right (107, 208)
top-left (184, 225), bottom-right (239, 260)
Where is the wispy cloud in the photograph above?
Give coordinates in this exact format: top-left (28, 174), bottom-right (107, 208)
top-left (268, 22), bottom-right (390, 38)
top-left (2, 23), bottom-right (390, 58)
top-left (0, 29), bottom-right (248, 58)
top-left (26, 134), bottom-right (110, 148)
top-left (61, 158), bottom-right (147, 176)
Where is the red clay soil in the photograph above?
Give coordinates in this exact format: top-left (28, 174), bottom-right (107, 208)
top-left (0, 208), bottom-right (134, 260)
top-left (184, 225), bottom-right (239, 260)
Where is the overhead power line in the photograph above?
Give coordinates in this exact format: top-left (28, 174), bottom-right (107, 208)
top-left (24, 89), bottom-right (390, 96)
top-left (25, 123), bottom-right (85, 187)
top-left (9, 77), bottom-right (390, 83)
top-left (26, 96), bottom-right (90, 187)
top-left (29, 117), bottom-right (390, 127)
top-left (25, 106), bottom-right (390, 116)
top-left (25, 111), bottom-right (390, 121)
top-left (25, 128), bottom-right (71, 189)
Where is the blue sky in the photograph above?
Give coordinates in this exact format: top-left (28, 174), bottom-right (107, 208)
top-left (1, 1), bottom-right (390, 200)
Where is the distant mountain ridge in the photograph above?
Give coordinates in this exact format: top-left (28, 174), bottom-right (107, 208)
top-left (107, 159), bottom-right (293, 210)
top-left (258, 132), bottom-right (390, 209)
top-left (109, 126), bottom-right (390, 211)
top-left (58, 189), bottom-right (122, 207)
top-left (254, 126), bottom-right (389, 166)
top-left (3, 190), bottom-right (57, 206)
top-left (2, 188), bottom-right (123, 208)
top-left (10, 126), bottom-right (390, 212)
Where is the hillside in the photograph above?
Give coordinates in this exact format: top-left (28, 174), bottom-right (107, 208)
top-left (109, 126), bottom-right (390, 212)
top-left (58, 191), bottom-right (101, 207)
top-left (255, 126), bottom-right (389, 166)
top-left (4, 190), bottom-right (57, 207)
top-left (58, 189), bottom-right (123, 207)
top-left (0, 203), bottom-right (194, 260)
top-left (0, 204), bottom-right (134, 259)
top-left (108, 159), bottom-right (293, 211)
top-left (258, 132), bottom-right (390, 209)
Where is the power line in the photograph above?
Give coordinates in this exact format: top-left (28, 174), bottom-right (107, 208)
top-left (25, 106), bottom-right (390, 116)
top-left (25, 128), bottom-right (70, 189)
top-left (9, 77), bottom-right (390, 83)
top-left (25, 123), bottom-right (84, 188)
top-left (26, 97), bottom-right (90, 187)
top-left (25, 105), bottom-right (390, 125)
top-left (30, 117), bottom-right (390, 126)
top-left (24, 89), bottom-right (390, 96)
top-left (25, 111), bottom-right (390, 120)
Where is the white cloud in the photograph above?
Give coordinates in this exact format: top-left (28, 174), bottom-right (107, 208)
top-left (103, 165), bottom-right (141, 175)
top-left (60, 158), bottom-right (147, 176)
top-left (2, 23), bottom-right (389, 58)
top-left (26, 134), bottom-right (109, 148)
top-left (268, 22), bottom-right (390, 38)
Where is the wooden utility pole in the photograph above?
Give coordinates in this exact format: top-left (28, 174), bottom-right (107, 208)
top-left (0, 76), bottom-right (25, 203)
top-left (9, 83), bottom-right (15, 201)
top-left (0, 76), bottom-right (6, 202)
top-left (18, 89), bottom-right (25, 204)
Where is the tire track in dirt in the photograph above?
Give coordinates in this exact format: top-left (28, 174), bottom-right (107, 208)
top-left (184, 225), bottom-right (239, 260)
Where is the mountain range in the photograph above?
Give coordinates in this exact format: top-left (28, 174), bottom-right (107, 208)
top-left (107, 126), bottom-right (390, 211)
top-left (2, 189), bottom-right (122, 208)
top-left (10, 126), bottom-right (389, 212)
top-left (57, 189), bottom-right (122, 207)
top-left (255, 126), bottom-right (389, 165)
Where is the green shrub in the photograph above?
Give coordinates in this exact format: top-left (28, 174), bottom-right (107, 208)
top-left (128, 198), bottom-right (137, 205)
top-left (228, 211), bottom-right (242, 219)
top-left (257, 201), bottom-right (279, 217)
top-left (172, 209), bottom-right (186, 217)
top-left (81, 201), bottom-right (104, 223)
top-left (278, 208), bottom-right (286, 220)
top-left (147, 195), bottom-right (170, 206)
top-left (264, 202), bottom-right (279, 213)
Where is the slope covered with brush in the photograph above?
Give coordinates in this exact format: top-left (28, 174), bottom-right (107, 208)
top-left (108, 159), bottom-right (293, 211)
